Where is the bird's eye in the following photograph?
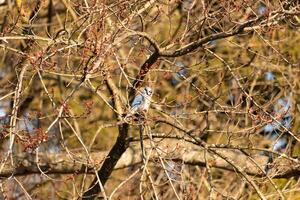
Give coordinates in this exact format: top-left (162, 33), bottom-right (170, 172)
top-left (144, 87), bottom-right (152, 95)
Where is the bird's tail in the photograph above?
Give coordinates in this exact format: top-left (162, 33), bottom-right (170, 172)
top-left (264, 153), bottom-right (274, 174)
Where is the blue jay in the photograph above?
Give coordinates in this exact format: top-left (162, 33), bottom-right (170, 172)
top-left (257, 3), bottom-right (267, 15)
top-left (263, 95), bottom-right (292, 172)
top-left (265, 71), bottom-right (275, 81)
top-left (171, 61), bottom-right (187, 86)
top-left (126, 86), bottom-right (153, 118)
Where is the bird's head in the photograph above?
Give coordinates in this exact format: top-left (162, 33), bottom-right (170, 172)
top-left (144, 86), bottom-right (153, 96)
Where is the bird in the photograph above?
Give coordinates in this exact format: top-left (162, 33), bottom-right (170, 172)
top-left (262, 95), bottom-right (292, 173)
top-left (257, 3), bottom-right (267, 15)
top-left (265, 71), bottom-right (275, 81)
top-left (171, 61), bottom-right (187, 86)
top-left (126, 86), bottom-right (153, 118)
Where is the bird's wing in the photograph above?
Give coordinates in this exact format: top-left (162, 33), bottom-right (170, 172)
top-left (131, 94), bottom-right (144, 108)
top-left (273, 137), bottom-right (287, 151)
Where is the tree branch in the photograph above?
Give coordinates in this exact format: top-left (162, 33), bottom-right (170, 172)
top-left (1, 149), bottom-right (299, 180)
